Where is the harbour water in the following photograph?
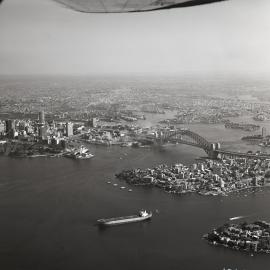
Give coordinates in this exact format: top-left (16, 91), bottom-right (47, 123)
top-left (1, 74), bottom-right (270, 269)
top-left (1, 128), bottom-right (270, 270)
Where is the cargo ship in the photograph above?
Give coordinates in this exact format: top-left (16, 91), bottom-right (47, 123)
top-left (97, 210), bottom-right (152, 226)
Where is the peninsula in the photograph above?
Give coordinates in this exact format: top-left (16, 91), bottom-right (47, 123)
top-left (115, 157), bottom-right (270, 196)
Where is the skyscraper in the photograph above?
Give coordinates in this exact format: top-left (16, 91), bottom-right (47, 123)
top-left (262, 127), bottom-right (267, 138)
top-left (38, 111), bottom-right (46, 140)
top-left (38, 126), bottom-right (47, 140)
top-left (66, 122), bottom-right (73, 137)
top-left (5, 119), bottom-right (15, 138)
top-left (0, 122), bottom-right (5, 135)
top-left (38, 111), bottom-right (45, 125)
top-left (88, 118), bottom-right (97, 128)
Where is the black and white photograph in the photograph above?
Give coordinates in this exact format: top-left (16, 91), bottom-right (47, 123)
top-left (1, 0), bottom-right (270, 269)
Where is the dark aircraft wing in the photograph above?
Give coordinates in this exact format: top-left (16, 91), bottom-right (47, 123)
top-left (52, 0), bottom-right (229, 13)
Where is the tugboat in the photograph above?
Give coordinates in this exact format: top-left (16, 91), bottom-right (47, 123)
top-left (97, 210), bottom-right (152, 226)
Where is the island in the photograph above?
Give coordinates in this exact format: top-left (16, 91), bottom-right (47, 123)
top-left (203, 221), bottom-right (270, 254)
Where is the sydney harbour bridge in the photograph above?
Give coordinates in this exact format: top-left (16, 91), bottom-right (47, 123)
top-left (143, 128), bottom-right (270, 160)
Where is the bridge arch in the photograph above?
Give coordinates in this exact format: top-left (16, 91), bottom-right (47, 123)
top-left (159, 129), bottom-right (214, 156)
top-left (155, 129), bottom-right (270, 160)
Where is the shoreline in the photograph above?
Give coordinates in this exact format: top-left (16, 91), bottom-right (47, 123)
top-left (203, 220), bottom-right (270, 255)
top-left (204, 238), bottom-right (270, 255)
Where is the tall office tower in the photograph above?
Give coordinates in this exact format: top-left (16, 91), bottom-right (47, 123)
top-left (89, 118), bottom-right (97, 128)
top-left (37, 111), bottom-right (46, 140)
top-left (5, 119), bottom-right (15, 138)
top-left (38, 126), bottom-right (47, 140)
top-left (38, 111), bottom-right (45, 125)
top-left (66, 122), bottom-right (73, 137)
top-left (0, 122), bottom-right (5, 134)
top-left (262, 127), bottom-right (267, 138)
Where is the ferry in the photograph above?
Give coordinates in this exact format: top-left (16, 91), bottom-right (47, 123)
top-left (229, 216), bottom-right (245, 221)
top-left (97, 210), bottom-right (152, 226)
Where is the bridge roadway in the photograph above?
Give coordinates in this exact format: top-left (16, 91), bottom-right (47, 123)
top-left (216, 149), bottom-right (270, 160)
top-left (153, 129), bottom-right (270, 160)
top-left (170, 139), bottom-right (270, 159)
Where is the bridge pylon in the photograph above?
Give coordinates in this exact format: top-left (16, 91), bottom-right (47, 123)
top-left (207, 143), bottom-right (220, 159)
top-left (208, 150), bottom-right (219, 159)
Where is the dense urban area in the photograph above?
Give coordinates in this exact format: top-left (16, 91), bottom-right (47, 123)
top-left (116, 158), bottom-right (270, 196)
top-left (204, 220), bottom-right (270, 254)
top-left (1, 77), bottom-right (270, 159)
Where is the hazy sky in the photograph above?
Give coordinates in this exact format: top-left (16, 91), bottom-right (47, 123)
top-left (0, 0), bottom-right (270, 76)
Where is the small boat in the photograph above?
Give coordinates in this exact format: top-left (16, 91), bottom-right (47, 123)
top-left (229, 216), bottom-right (244, 221)
top-left (120, 186), bottom-right (126, 189)
top-left (107, 181), bottom-right (111, 184)
top-left (113, 183), bottom-right (118, 186)
top-left (97, 210), bottom-right (152, 226)
top-left (128, 189), bottom-right (132, 192)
